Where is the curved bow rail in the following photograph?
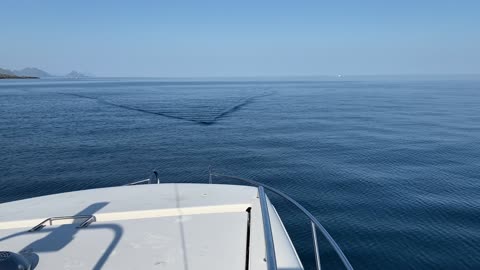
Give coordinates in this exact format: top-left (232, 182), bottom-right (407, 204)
top-left (127, 169), bottom-right (354, 270)
top-left (208, 172), bottom-right (354, 270)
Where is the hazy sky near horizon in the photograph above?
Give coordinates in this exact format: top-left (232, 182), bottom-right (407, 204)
top-left (1, 0), bottom-right (479, 77)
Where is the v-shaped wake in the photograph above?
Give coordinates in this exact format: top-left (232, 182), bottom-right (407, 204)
top-left (59, 91), bottom-right (274, 125)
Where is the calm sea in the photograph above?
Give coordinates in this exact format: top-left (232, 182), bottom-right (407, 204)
top-left (1, 78), bottom-right (479, 269)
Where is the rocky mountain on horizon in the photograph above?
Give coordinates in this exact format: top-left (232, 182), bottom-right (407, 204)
top-left (0, 68), bottom-right (39, 79)
top-left (0, 67), bottom-right (92, 78)
top-left (14, 67), bottom-right (52, 78)
top-left (0, 67), bottom-right (52, 77)
top-left (0, 68), bottom-right (15, 75)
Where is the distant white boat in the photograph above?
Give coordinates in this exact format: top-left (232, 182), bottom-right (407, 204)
top-left (0, 170), bottom-right (354, 270)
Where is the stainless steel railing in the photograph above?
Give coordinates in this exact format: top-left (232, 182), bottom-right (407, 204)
top-left (208, 172), bottom-right (354, 270)
top-left (258, 186), bottom-right (278, 270)
top-left (126, 170), bottom-right (354, 270)
top-left (29, 215), bottom-right (96, 232)
top-left (125, 170), bottom-right (160, 186)
top-left (125, 179), bottom-right (151, 185)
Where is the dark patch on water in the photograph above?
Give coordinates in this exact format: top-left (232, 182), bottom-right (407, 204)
top-left (58, 91), bottom-right (274, 125)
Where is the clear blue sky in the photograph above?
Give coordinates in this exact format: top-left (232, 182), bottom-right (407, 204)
top-left (1, 0), bottom-right (479, 77)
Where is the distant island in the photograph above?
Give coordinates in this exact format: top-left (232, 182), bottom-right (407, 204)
top-left (0, 67), bottom-right (91, 79)
top-left (0, 73), bottom-right (38, 79)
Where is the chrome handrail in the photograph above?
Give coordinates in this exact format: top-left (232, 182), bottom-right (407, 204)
top-left (125, 179), bottom-right (151, 186)
top-left (312, 221), bottom-right (322, 270)
top-left (209, 172), bottom-right (354, 270)
top-left (124, 170), bottom-right (354, 270)
top-left (29, 215), bottom-right (96, 232)
top-left (258, 186), bottom-right (278, 270)
top-left (125, 170), bottom-right (160, 186)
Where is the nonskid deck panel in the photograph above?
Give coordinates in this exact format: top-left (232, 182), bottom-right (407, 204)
top-left (0, 184), bottom-right (303, 270)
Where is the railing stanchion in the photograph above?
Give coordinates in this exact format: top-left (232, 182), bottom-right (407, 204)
top-left (153, 170), bottom-right (160, 184)
top-left (312, 221), bottom-right (322, 270)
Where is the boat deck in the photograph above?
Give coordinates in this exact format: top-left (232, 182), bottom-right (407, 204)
top-left (0, 184), bottom-right (303, 270)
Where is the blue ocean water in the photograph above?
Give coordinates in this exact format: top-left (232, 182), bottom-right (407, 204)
top-left (1, 78), bottom-right (479, 269)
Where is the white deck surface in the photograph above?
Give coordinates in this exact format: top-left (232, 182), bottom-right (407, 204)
top-left (0, 184), bottom-right (303, 270)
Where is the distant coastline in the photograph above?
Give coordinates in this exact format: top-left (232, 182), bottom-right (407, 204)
top-left (0, 73), bottom-right (38, 79)
top-left (0, 67), bottom-right (90, 79)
